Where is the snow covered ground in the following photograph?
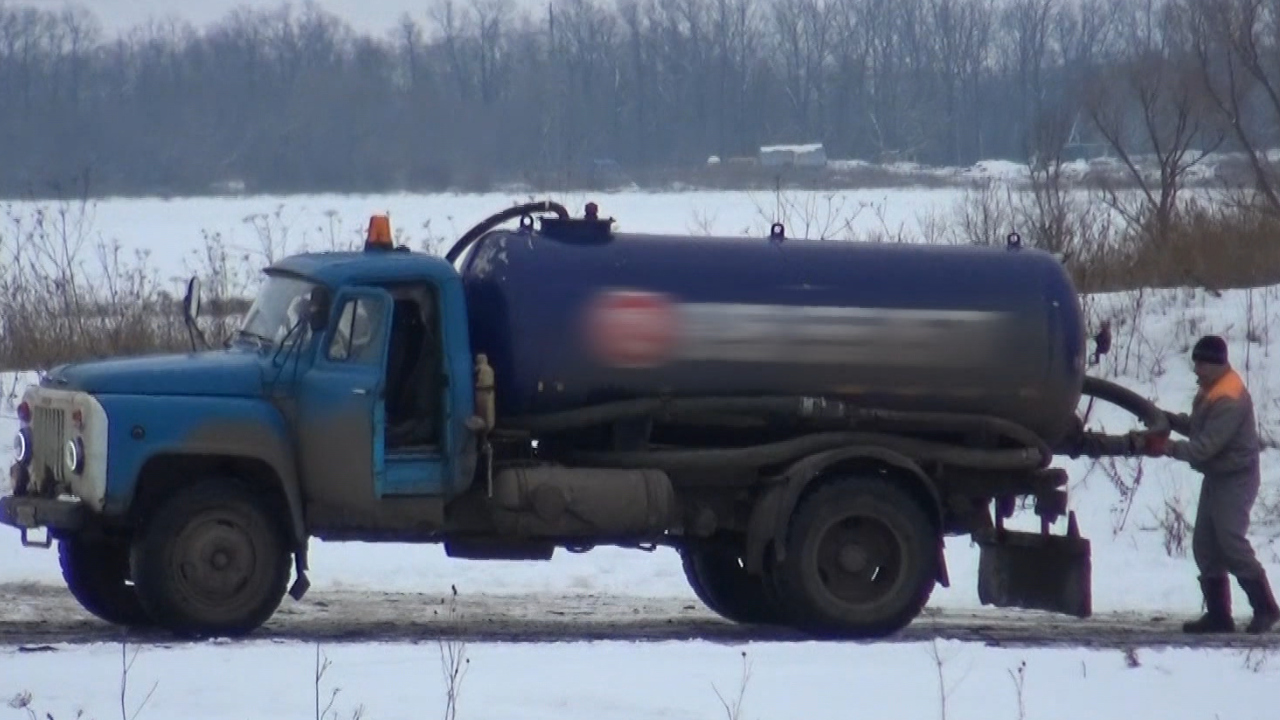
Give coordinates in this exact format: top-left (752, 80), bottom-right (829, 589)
top-left (2, 188), bottom-right (1279, 718)
top-left (830, 151), bottom-right (1232, 187)
top-left (4, 638), bottom-right (1279, 720)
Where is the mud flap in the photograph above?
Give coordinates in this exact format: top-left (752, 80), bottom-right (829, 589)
top-left (976, 512), bottom-right (1092, 618)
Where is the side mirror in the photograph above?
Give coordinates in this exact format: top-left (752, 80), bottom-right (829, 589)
top-left (183, 276), bottom-right (203, 324)
top-left (308, 287), bottom-right (331, 332)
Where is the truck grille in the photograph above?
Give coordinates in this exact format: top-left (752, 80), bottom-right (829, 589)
top-left (32, 406), bottom-right (66, 485)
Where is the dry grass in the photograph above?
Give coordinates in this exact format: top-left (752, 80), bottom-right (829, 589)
top-left (940, 174), bottom-right (1280, 296)
top-left (0, 197), bottom-right (251, 371)
top-left (729, 159), bottom-right (1280, 300)
top-left (0, 190), bottom-right (466, 371)
top-left (1079, 196), bottom-right (1280, 294)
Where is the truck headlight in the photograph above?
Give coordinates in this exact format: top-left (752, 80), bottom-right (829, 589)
top-left (13, 428), bottom-right (32, 465)
top-left (65, 437), bottom-right (84, 475)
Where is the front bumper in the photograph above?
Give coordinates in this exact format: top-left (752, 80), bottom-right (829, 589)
top-left (0, 494), bottom-right (86, 532)
top-left (3, 464), bottom-right (86, 547)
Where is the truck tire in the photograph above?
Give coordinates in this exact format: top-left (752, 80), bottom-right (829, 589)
top-left (129, 479), bottom-right (291, 638)
top-left (680, 539), bottom-right (785, 625)
top-left (59, 536), bottom-right (151, 627)
top-left (774, 475), bottom-right (937, 638)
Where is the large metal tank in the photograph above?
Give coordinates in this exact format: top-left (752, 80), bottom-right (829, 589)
top-left (456, 216), bottom-right (1086, 445)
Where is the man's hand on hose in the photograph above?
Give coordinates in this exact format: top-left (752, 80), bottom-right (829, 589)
top-left (1127, 429), bottom-right (1169, 457)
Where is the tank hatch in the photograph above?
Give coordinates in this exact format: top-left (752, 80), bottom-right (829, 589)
top-left (539, 202), bottom-right (614, 245)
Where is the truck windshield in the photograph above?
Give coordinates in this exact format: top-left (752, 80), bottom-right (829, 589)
top-left (238, 274), bottom-right (318, 347)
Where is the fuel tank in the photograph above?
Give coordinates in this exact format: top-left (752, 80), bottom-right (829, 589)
top-left (456, 215), bottom-right (1086, 445)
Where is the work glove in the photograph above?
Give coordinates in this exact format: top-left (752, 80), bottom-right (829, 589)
top-left (1127, 429), bottom-right (1169, 457)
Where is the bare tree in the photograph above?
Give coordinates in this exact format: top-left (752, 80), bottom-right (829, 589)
top-left (1085, 0), bottom-right (1225, 244)
top-left (1181, 0), bottom-right (1280, 213)
top-left (0, 0), bottom-right (1268, 196)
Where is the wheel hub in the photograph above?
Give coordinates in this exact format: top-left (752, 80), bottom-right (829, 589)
top-left (837, 544), bottom-right (870, 573)
top-left (211, 549), bottom-right (232, 571)
top-left (176, 516), bottom-right (258, 603)
top-left (815, 515), bottom-right (903, 605)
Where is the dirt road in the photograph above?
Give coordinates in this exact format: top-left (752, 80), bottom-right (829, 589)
top-left (2, 583), bottom-right (1278, 650)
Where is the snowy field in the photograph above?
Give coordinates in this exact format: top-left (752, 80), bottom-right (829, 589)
top-left (0, 186), bottom-right (976, 285)
top-left (3, 187), bottom-right (1280, 718)
top-left (5, 639), bottom-right (1280, 720)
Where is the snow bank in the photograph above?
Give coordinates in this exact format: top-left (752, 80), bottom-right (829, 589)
top-left (3, 638), bottom-right (1277, 720)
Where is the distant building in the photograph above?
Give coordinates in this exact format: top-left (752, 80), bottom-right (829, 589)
top-left (209, 179), bottom-right (247, 195)
top-left (759, 143), bottom-right (827, 168)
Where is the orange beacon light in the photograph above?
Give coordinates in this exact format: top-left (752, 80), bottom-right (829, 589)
top-left (365, 214), bottom-right (393, 251)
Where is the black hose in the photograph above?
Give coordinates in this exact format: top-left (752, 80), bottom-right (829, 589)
top-left (503, 396), bottom-right (848, 433)
top-left (562, 430), bottom-right (1049, 472)
top-left (506, 395), bottom-right (1051, 457)
top-left (845, 407), bottom-right (1051, 460)
top-left (519, 377), bottom-right (1168, 469)
top-left (1051, 375), bottom-right (1174, 458)
top-left (1081, 375), bottom-right (1170, 435)
top-left (444, 200), bottom-right (569, 263)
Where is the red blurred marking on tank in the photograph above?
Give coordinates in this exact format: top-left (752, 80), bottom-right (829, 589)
top-left (584, 290), bottom-right (680, 368)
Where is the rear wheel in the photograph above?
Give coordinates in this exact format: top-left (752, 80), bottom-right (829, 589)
top-left (774, 476), bottom-right (938, 638)
top-left (681, 537), bottom-right (785, 625)
top-left (59, 536), bottom-right (151, 627)
top-left (130, 479), bottom-right (291, 638)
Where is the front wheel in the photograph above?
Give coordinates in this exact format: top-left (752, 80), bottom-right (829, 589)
top-left (130, 480), bottom-right (291, 638)
top-left (773, 476), bottom-right (938, 638)
top-left (59, 536), bottom-right (151, 627)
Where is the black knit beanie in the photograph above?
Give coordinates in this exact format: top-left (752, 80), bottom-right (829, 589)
top-left (1192, 335), bottom-right (1228, 365)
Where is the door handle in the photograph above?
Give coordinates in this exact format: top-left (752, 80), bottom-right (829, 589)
top-left (352, 388), bottom-right (369, 395)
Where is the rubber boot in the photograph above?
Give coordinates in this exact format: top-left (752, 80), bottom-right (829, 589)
top-left (1183, 575), bottom-right (1235, 633)
top-left (1239, 572), bottom-right (1280, 634)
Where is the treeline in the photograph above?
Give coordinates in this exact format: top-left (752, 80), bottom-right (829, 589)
top-left (0, 0), bottom-right (1278, 197)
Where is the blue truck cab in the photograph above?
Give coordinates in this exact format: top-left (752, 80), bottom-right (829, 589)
top-left (4, 214), bottom-right (488, 636)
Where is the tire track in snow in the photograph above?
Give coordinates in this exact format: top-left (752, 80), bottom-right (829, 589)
top-left (1, 584), bottom-right (1277, 649)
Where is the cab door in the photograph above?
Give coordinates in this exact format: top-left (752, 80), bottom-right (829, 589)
top-left (379, 282), bottom-right (452, 498)
top-left (295, 286), bottom-right (395, 500)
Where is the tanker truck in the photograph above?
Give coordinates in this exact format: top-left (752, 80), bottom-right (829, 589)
top-left (2, 200), bottom-right (1166, 639)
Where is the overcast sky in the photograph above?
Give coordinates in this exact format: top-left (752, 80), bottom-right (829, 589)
top-left (12, 0), bottom-right (537, 36)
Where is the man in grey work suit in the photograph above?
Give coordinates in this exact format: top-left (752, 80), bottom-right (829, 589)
top-left (1139, 335), bottom-right (1280, 633)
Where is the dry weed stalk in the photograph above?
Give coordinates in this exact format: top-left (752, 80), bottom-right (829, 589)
top-left (438, 588), bottom-right (470, 720)
top-left (711, 650), bottom-right (752, 720)
top-left (1007, 660), bottom-right (1028, 720)
top-left (926, 638), bottom-right (972, 720)
top-left (119, 640), bottom-right (158, 720)
top-left (313, 644), bottom-right (366, 720)
top-left (1136, 489), bottom-right (1194, 558)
